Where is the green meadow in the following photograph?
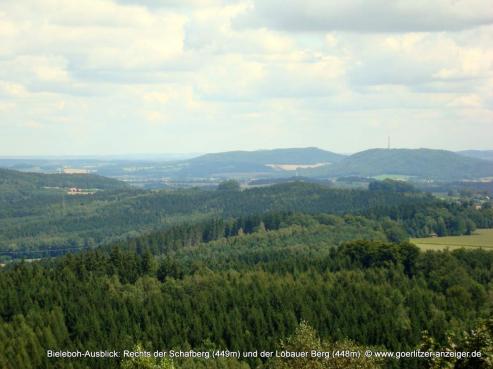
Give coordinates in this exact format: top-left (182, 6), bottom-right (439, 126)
top-left (412, 228), bottom-right (493, 251)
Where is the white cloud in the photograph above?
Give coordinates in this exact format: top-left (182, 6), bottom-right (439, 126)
top-left (0, 81), bottom-right (29, 98)
top-left (235, 0), bottom-right (493, 33)
top-left (1, 0), bottom-right (186, 70)
top-left (347, 32), bottom-right (493, 94)
top-left (24, 121), bottom-right (43, 129)
top-left (0, 0), bottom-right (491, 154)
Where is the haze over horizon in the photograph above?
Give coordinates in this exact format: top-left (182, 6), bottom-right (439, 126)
top-left (1, 146), bottom-right (493, 160)
top-left (1, 0), bottom-right (492, 155)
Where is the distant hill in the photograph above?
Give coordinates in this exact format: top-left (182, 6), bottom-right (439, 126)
top-left (458, 150), bottom-right (493, 162)
top-left (0, 148), bottom-right (345, 183)
top-left (301, 148), bottom-right (493, 180)
top-left (0, 168), bottom-right (128, 190)
top-left (190, 147), bottom-right (345, 165)
top-left (3, 148), bottom-right (492, 184)
top-left (177, 147), bottom-right (346, 178)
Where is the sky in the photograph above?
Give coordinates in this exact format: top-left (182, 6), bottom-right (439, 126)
top-left (0, 0), bottom-right (492, 155)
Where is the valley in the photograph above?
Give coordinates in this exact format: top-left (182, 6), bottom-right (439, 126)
top-left (1, 147), bottom-right (493, 369)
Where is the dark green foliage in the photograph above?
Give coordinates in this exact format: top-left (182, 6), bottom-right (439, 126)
top-left (369, 179), bottom-right (416, 193)
top-left (420, 319), bottom-right (493, 369)
top-left (1, 214), bottom-right (492, 369)
top-left (217, 180), bottom-right (240, 192)
top-left (269, 321), bottom-right (384, 369)
top-left (1, 179), bottom-right (490, 257)
top-left (121, 343), bottom-right (175, 369)
top-left (338, 240), bottom-right (420, 277)
top-left (2, 153), bottom-right (493, 369)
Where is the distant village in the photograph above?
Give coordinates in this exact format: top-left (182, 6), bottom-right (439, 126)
top-left (67, 187), bottom-right (95, 195)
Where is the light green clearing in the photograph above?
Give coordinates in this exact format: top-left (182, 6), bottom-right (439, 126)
top-left (373, 174), bottom-right (414, 181)
top-left (412, 229), bottom-right (493, 251)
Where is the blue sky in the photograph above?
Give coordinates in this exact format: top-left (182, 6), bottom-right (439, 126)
top-left (0, 0), bottom-right (492, 155)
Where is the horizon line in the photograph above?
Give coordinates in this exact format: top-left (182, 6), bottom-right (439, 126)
top-left (1, 146), bottom-right (493, 159)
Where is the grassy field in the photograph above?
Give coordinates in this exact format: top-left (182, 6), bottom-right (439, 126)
top-left (412, 229), bottom-right (493, 251)
top-left (372, 174), bottom-right (414, 181)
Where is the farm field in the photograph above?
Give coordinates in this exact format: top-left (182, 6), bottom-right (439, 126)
top-left (373, 174), bottom-right (414, 181)
top-left (411, 229), bottom-right (493, 251)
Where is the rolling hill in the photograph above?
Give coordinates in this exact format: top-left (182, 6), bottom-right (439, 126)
top-left (0, 148), bottom-right (346, 182)
top-left (0, 168), bottom-right (128, 191)
top-left (301, 148), bottom-right (493, 180)
top-left (175, 147), bottom-right (346, 178)
top-left (0, 168), bottom-right (130, 221)
top-left (3, 147), bottom-right (493, 183)
top-left (189, 147), bottom-right (345, 165)
top-left (0, 180), bottom-right (445, 255)
top-left (458, 150), bottom-right (493, 162)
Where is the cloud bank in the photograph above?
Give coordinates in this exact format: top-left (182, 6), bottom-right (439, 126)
top-left (0, 0), bottom-right (492, 155)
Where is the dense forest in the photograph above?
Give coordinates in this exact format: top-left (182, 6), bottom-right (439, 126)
top-left (1, 179), bottom-right (492, 259)
top-left (1, 172), bottom-right (492, 369)
top-left (1, 211), bottom-right (492, 369)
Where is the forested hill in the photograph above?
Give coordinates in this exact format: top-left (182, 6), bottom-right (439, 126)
top-left (1, 211), bottom-right (492, 369)
top-left (175, 147), bottom-right (345, 177)
top-left (0, 168), bottom-right (128, 190)
top-left (0, 168), bottom-right (129, 244)
top-left (458, 150), bottom-right (493, 161)
top-left (189, 147), bottom-right (345, 165)
top-left (1, 181), bottom-right (492, 257)
top-left (2, 147), bottom-right (492, 181)
top-left (302, 148), bottom-right (493, 180)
